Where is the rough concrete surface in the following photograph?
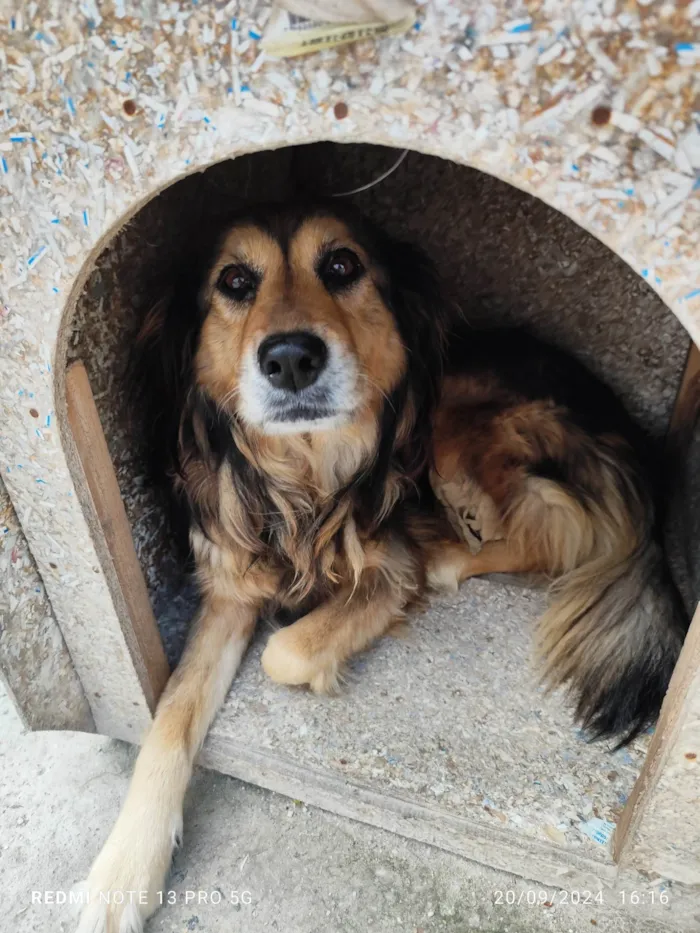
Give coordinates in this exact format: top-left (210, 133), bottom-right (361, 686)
top-left (206, 579), bottom-right (650, 862)
top-left (0, 478), bottom-right (94, 733)
top-left (0, 685), bottom-right (673, 933)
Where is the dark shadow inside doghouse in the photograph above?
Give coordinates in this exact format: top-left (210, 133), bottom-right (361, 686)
top-left (66, 142), bottom-right (694, 669)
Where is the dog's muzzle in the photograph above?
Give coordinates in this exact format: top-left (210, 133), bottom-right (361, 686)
top-left (239, 329), bottom-right (358, 432)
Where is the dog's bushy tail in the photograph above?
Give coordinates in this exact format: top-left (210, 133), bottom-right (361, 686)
top-left (539, 534), bottom-right (686, 744)
top-left (511, 443), bottom-right (688, 745)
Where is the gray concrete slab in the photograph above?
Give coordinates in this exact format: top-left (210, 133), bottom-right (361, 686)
top-left (0, 685), bottom-right (673, 933)
top-left (204, 579), bottom-right (650, 887)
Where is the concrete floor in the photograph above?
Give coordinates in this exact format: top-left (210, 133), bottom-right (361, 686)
top-left (0, 685), bottom-right (671, 933)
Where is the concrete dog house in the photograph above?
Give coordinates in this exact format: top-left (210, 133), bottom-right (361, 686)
top-left (1, 1), bottom-right (700, 927)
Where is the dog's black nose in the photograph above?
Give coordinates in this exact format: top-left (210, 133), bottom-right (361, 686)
top-left (258, 332), bottom-right (328, 392)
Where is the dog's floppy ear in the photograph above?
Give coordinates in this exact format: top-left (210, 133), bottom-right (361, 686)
top-left (128, 259), bottom-right (206, 488)
top-left (379, 236), bottom-right (448, 477)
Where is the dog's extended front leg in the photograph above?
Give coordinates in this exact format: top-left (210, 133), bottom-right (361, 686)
top-left (75, 595), bottom-right (257, 933)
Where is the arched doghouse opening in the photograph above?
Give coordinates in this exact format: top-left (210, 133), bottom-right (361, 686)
top-left (59, 142), bottom-right (699, 895)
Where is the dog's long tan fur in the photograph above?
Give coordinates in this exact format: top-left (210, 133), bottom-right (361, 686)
top-left (76, 204), bottom-right (686, 933)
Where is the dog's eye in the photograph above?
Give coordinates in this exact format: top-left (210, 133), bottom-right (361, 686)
top-left (320, 248), bottom-right (363, 290)
top-left (217, 264), bottom-right (257, 301)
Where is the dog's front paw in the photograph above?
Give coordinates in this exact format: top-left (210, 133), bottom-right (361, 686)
top-left (75, 811), bottom-right (181, 933)
top-left (74, 883), bottom-right (145, 933)
top-left (262, 627), bottom-right (340, 693)
top-left (425, 558), bottom-right (461, 594)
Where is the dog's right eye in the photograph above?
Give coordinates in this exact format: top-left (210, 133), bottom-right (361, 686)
top-left (217, 265), bottom-right (257, 301)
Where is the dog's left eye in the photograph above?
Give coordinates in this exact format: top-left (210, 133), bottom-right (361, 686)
top-left (319, 248), bottom-right (363, 289)
top-left (217, 264), bottom-right (257, 301)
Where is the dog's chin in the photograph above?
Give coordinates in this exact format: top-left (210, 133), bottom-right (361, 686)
top-left (255, 407), bottom-right (352, 436)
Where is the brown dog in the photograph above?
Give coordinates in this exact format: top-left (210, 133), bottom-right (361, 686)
top-left (75, 203), bottom-right (686, 933)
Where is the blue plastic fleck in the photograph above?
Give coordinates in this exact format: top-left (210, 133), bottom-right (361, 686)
top-left (27, 247), bottom-right (47, 267)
